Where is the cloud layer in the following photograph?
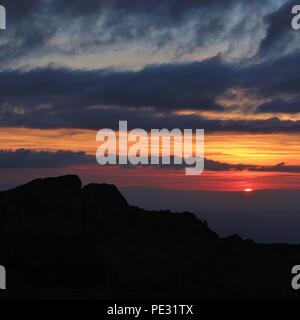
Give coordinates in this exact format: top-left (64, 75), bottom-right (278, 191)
top-left (0, 51), bottom-right (300, 131)
top-left (0, 0), bottom-right (300, 174)
top-left (0, 0), bottom-right (293, 69)
top-left (0, 149), bottom-right (94, 168)
top-left (1, 149), bottom-right (299, 173)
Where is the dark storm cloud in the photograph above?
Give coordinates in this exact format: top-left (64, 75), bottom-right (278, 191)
top-left (249, 162), bottom-right (300, 173)
top-left (0, 0), bottom-right (273, 64)
top-left (205, 159), bottom-right (300, 173)
top-left (1, 50), bottom-right (300, 130)
top-left (0, 56), bottom-right (233, 112)
top-left (1, 149), bottom-right (299, 173)
top-left (0, 0), bottom-right (295, 67)
top-left (160, 158), bottom-right (300, 173)
top-left (0, 1), bottom-right (55, 62)
top-left (258, 0), bottom-right (299, 57)
top-left (0, 1), bottom-right (299, 130)
top-left (0, 0), bottom-right (220, 60)
top-left (241, 52), bottom-right (300, 95)
top-left (258, 98), bottom-right (300, 114)
top-left (249, 52), bottom-right (300, 114)
top-left (0, 149), bottom-right (94, 168)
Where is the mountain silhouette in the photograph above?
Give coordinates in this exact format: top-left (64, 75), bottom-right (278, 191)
top-left (0, 175), bottom-right (300, 299)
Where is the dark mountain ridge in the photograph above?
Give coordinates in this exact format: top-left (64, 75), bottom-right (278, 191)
top-left (0, 175), bottom-right (299, 299)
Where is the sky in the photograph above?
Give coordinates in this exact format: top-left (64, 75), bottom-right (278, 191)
top-left (0, 0), bottom-right (300, 193)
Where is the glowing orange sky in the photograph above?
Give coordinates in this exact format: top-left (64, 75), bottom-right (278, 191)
top-left (0, 127), bottom-right (300, 191)
top-left (0, 128), bottom-right (300, 191)
top-left (1, 127), bottom-right (300, 166)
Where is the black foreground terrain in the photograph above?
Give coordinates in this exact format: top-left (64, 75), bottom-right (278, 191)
top-left (0, 175), bottom-right (299, 300)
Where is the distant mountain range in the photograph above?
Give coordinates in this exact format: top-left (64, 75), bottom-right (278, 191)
top-left (0, 175), bottom-right (300, 299)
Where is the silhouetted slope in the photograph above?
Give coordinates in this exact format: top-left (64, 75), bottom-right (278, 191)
top-left (0, 175), bottom-right (299, 299)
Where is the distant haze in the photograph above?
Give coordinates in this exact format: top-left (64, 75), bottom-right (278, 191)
top-left (122, 187), bottom-right (300, 244)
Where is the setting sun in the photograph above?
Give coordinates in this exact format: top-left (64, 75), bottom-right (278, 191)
top-left (244, 188), bottom-right (253, 192)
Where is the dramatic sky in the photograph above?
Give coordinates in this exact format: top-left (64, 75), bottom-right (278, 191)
top-left (0, 0), bottom-right (300, 192)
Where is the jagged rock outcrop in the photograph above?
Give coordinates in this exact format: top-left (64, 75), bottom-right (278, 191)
top-left (0, 175), bottom-right (299, 300)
